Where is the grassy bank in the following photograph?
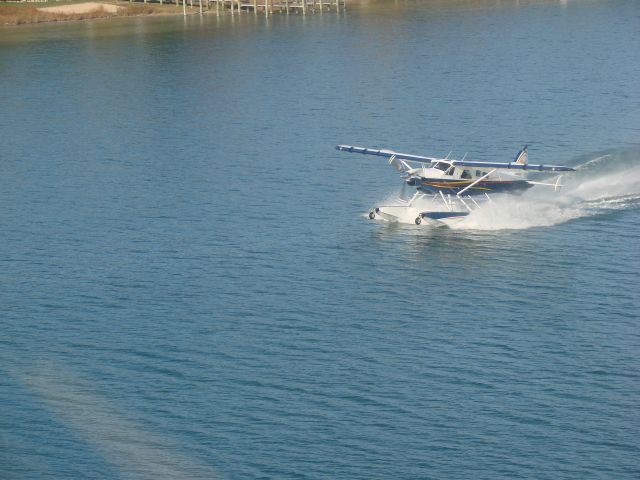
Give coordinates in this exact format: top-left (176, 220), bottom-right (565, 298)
top-left (0, 1), bottom-right (184, 26)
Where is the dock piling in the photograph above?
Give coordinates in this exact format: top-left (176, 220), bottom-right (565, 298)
top-left (122, 0), bottom-right (345, 15)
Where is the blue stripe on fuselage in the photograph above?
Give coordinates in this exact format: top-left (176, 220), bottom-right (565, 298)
top-left (417, 178), bottom-right (532, 195)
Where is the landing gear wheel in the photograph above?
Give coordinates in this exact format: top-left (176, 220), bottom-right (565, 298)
top-left (415, 216), bottom-right (422, 225)
top-left (369, 211), bottom-right (376, 220)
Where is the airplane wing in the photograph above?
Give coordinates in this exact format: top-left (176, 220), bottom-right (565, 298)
top-left (450, 160), bottom-right (575, 172)
top-left (335, 145), bottom-right (437, 164)
top-left (336, 144), bottom-right (575, 172)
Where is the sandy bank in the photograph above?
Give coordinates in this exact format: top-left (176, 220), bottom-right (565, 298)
top-left (38, 2), bottom-right (122, 14)
top-left (1, 2), bottom-right (184, 26)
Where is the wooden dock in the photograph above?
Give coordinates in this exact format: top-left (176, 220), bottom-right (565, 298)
top-left (130, 0), bottom-right (345, 15)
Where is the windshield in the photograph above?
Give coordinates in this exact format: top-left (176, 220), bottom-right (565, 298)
top-left (432, 162), bottom-right (450, 171)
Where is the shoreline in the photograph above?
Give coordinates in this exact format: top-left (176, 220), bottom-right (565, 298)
top-left (1, 0), bottom-right (353, 27)
top-left (0, 1), bottom-right (190, 27)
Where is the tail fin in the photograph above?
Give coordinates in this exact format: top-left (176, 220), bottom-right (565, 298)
top-left (514, 146), bottom-right (528, 165)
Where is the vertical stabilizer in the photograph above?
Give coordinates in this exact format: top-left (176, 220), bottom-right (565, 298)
top-left (514, 146), bottom-right (528, 165)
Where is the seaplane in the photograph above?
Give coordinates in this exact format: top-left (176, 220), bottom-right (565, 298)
top-left (336, 144), bottom-right (575, 225)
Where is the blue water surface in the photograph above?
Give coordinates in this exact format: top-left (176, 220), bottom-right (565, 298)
top-left (1, 0), bottom-right (639, 478)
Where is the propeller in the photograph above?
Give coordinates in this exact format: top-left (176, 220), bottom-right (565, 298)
top-left (398, 177), bottom-right (420, 202)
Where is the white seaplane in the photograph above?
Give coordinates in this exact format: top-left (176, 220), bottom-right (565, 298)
top-left (336, 144), bottom-right (575, 225)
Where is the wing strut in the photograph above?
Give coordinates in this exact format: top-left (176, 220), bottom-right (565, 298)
top-left (456, 169), bottom-right (497, 197)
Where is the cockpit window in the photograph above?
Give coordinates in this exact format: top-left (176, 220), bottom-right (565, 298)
top-left (476, 170), bottom-right (483, 177)
top-left (432, 162), bottom-right (450, 171)
top-left (461, 170), bottom-right (472, 179)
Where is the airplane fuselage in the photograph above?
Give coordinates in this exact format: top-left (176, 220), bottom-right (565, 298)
top-left (417, 177), bottom-right (533, 195)
top-left (408, 162), bottom-right (533, 196)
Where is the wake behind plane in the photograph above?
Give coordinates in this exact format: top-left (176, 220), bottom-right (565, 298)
top-left (336, 144), bottom-right (575, 225)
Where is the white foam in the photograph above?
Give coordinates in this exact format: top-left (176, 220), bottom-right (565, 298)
top-left (450, 196), bottom-right (586, 231)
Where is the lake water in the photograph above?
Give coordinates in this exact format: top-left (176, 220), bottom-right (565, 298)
top-left (1, 1), bottom-right (639, 478)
